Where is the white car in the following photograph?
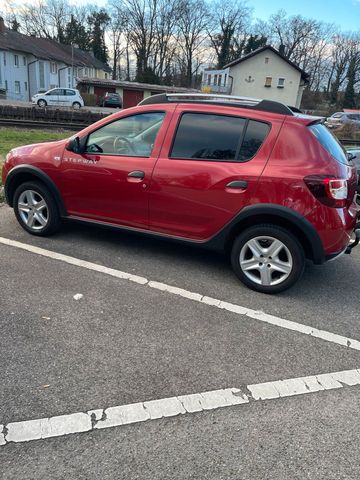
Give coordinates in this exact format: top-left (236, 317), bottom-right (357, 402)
top-left (32, 88), bottom-right (84, 109)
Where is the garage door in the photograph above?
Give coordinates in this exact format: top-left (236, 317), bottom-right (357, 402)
top-left (123, 89), bottom-right (144, 109)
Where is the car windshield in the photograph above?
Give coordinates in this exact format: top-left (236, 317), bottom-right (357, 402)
top-left (309, 123), bottom-right (350, 165)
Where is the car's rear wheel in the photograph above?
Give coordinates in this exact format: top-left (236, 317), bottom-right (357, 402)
top-left (231, 224), bottom-right (305, 294)
top-left (13, 181), bottom-right (61, 236)
top-left (37, 99), bottom-right (47, 108)
top-left (73, 102), bottom-right (81, 109)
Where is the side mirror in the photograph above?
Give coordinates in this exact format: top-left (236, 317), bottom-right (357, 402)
top-left (66, 136), bottom-right (83, 154)
top-left (347, 152), bottom-right (356, 162)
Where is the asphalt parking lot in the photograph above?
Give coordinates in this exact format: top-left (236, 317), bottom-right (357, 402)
top-left (1, 203), bottom-right (360, 479)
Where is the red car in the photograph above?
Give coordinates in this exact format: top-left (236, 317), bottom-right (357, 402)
top-left (2, 94), bottom-right (359, 293)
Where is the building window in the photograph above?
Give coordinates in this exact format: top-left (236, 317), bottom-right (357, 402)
top-left (84, 67), bottom-right (88, 76)
top-left (224, 73), bottom-right (227, 85)
top-left (14, 54), bottom-right (19, 67)
top-left (15, 81), bottom-right (21, 93)
top-left (24, 81), bottom-right (28, 91)
top-left (265, 57), bottom-right (269, 64)
top-left (23, 56), bottom-right (26, 66)
top-left (214, 74), bottom-right (218, 85)
top-left (277, 78), bottom-right (285, 88)
top-left (207, 75), bottom-right (211, 86)
top-left (39, 61), bottom-right (45, 89)
top-left (50, 62), bottom-right (57, 74)
top-left (218, 74), bottom-right (222, 86)
top-left (265, 77), bottom-right (272, 87)
top-left (3, 53), bottom-right (6, 66)
top-left (5, 80), bottom-right (8, 91)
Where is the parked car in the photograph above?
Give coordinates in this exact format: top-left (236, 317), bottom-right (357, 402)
top-left (99, 92), bottom-right (122, 108)
top-left (2, 93), bottom-right (360, 293)
top-left (347, 147), bottom-right (360, 202)
top-left (325, 112), bottom-right (360, 129)
top-left (32, 88), bottom-right (84, 109)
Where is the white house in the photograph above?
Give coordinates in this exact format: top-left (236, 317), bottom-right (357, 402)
top-left (202, 46), bottom-right (309, 108)
top-left (0, 17), bottom-right (111, 102)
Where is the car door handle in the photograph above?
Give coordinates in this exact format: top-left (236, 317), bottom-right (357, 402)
top-left (128, 170), bottom-right (145, 179)
top-left (226, 180), bottom-right (248, 189)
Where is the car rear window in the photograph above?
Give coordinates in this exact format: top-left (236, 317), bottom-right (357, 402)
top-left (309, 123), bottom-right (349, 165)
top-left (170, 113), bottom-right (269, 162)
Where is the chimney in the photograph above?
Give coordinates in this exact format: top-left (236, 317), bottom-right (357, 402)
top-left (279, 44), bottom-right (285, 56)
top-left (0, 17), bottom-right (6, 34)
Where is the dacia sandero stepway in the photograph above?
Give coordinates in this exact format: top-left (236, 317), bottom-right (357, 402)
top-left (2, 94), bottom-right (359, 293)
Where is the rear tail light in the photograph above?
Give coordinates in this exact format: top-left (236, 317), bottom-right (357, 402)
top-left (304, 175), bottom-right (349, 208)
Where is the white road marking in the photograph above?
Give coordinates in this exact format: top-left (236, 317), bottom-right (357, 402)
top-left (2, 368), bottom-right (360, 445)
top-left (0, 236), bottom-right (359, 352)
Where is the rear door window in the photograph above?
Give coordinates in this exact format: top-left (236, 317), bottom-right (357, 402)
top-left (238, 120), bottom-right (270, 161)
top-left (309, 123), bottom-right (349, 165)
top-left (170, 113), bottom-right (269, 162)
top-left (171, 113), bottom-right (245, 161)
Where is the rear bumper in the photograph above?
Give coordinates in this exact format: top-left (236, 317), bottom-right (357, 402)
top-left (326, 220), bottom-right (360, 261)
top-left (345, 222), bottom-right (360, 254)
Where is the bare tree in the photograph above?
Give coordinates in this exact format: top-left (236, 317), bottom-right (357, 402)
top-left (177, 0), bottom-right (209, 87)
top-left (16, 0), bottom-right (73, 40)
top-left (207, 0), bottom-right (252, 68)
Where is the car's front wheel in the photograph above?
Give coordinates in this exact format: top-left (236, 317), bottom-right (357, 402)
top-left (13, 181), bottom-right (61, 236)
top-left (37, 99), bottom-right (47, 108)
top-left (231, 225), bottom-right (305, 294)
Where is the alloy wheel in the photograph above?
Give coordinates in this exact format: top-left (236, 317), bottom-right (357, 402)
top-left (239, 236), bottom-right (293, 286)
top-left (17, 190), bottom-right (49, 231)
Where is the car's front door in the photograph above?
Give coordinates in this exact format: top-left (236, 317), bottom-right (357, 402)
top-left (45, 88), bottom-right (61, 106)
top-left (59, 108), bottom-right (174, 228)
top-left (149, 106), bottom-right (282, 240)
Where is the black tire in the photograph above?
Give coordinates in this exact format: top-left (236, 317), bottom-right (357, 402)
top-left (13, 181), bottom-right (62, 236)
top-left (231, 224), bottom-right (305, 294)
top-left (37, 99), bottom-right (47, 108)
top-left (73, 102), bottom-right (81, 109)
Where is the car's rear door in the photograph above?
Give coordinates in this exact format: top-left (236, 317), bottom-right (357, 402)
top-left (149, 104), bottom-right (283, 240)
top-left (59, 106), bottom-right (175, 228)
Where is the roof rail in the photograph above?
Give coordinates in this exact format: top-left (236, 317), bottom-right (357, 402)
top-left (139, 93), bottom-right (294, 116)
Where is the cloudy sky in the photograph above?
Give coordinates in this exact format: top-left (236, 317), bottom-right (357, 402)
top-left (0, 0), bottom-right (359, 31)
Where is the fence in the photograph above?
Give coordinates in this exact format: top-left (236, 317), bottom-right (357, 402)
top-left (0, 104), bottom-right (108, 127)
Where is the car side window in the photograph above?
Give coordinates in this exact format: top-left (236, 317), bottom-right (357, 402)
top-left (170, 113), bottom-right (246, 161)
top-left (86, 112), bottom-right (165, 157)
top-left (66, 90), bottom-right (76, 96)
top-left (170, 113), bottom-right (269, 162)
top-left (238, 120), bottom-right (270, 161)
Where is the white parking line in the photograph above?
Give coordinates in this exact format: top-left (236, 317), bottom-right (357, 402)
top-left (0, 236), bottom-right (359, 351)
top-left (2, 367), bottom-right (360, 445)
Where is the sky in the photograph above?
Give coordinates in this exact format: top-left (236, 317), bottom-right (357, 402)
top-left (250, 0), bottom-right (360, 32)
top-left (0, 0), bottom-right (359, 32)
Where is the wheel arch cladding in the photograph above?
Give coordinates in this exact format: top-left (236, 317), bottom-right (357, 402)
top-left (209, 204), bottom-right (325, 265)
top-left (5, 165), bottom-right (67, 216)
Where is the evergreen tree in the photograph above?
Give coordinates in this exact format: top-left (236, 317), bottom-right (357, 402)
top-left (243, 35), bottom-right (267, 55)
top-left (10, 16), bottom-right (21, 32)
top-left (64, 14), bottom-right (90, 51)
top-left (88, 10), bottom-right (110, 63)
top-left (343, 56), bottom-right (357, 109)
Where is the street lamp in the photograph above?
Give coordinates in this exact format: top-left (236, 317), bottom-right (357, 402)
top-left (71, 43), bottom-right (79, 88)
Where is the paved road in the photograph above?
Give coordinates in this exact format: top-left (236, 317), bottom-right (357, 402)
top-left (0, 204), bottom-right (359, 479)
